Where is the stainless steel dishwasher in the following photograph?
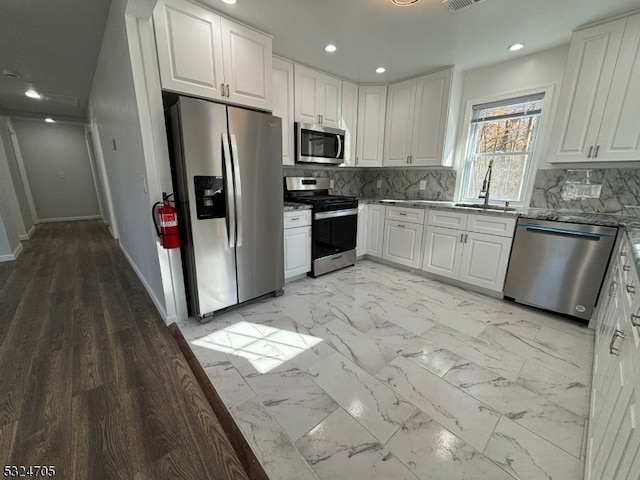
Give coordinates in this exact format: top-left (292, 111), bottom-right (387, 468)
top-left (503, 218), bottom-right (618, 321)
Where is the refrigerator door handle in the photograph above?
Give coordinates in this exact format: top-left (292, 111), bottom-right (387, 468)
top-left (221, 132), bottom-right (236, 248)
top-left (230, 134), bottom-right (243, 247)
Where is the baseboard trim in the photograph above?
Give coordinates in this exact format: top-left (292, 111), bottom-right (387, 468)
top-left (18, 225), bottom-right (36, 240)
top-left (118, 244), bottom-right (169, 323)
top-left (0, 242), bottom-right (23, 263)
top-left (38, 215), bottom-right (102, 223)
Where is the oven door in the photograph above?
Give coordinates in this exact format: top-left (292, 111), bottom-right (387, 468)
top-left (312, 209), bottom-right (358, 259)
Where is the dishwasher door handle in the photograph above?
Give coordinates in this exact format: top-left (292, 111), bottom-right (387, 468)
top-left (521, 224), bottom-right (613, 239)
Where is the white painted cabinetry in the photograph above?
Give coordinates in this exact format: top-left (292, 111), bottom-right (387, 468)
top-left (366, 204), bottom-right (386, 258)
top-left (587, 235), bottom-right (640, 480)
top-left (355, 86), bottom-right (387, 167)
top-left (341, 81), bottom-right (359, 166)
top-left (383, 67), bottom-right (456, 167)
top-left (422, 211), bottom-right (515, 292)
top-left (294, 64), bottom-right (342, 128)
top-left (283, 210), bottom-right (311, 280)
top-left (153, 0), bottom-right (272, 111)
top-left (356, 204), bottom-right (368, 257)
top-left (383, 206), bottom-right (425, 268)
top-left (272, 57), bottom-right (294, 165)
top-left (548, 12), bottom-right (640, 163)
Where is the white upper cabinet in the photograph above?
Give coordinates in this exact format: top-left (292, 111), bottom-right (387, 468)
top-left (384, 67), bottom-right (456, 167)
top-left (548, 12), bottom-right (640, 162)
top-left (356, 85), bottom-right (387, 167)
top-left (294, 64), bottom-right (342, 129)
top-left (220, 18), bottom-right (272, 110)
top-left (153, 0), bottom-right (272, 111)
top-left (272, 57), bottom-right (294, 165)
top-left (341, 81), bottom-right (359, 166)
top-left (384, 78), bottom-right (416, 166)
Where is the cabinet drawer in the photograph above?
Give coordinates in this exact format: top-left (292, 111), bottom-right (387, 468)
top-left (466, 214), bottom-right (516, 238)
top-left (427, 210), bottom-right (467, 230)
top-left (284, 210), bottom-right (311, 228)
top-left (386, 206), bottom-right (425, 224)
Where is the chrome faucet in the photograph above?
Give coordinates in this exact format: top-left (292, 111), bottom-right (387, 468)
top-left (478, 159), bottom-right (493, 208)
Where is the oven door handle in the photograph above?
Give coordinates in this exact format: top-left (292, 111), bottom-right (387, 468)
top-left (314, 208), bottom-right (358, 220)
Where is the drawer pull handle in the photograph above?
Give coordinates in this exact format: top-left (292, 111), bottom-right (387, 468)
top-left (460, 233), bottom-right (464, 243)
top-left (630, 312), bottom-right (640, 327)
top-left (621, 250), bottom-right (628, 257)
top-left (609, 281), bottom-right (617, 297)
top-left (399, 212), bottom-right (407, 216)
top-left (609, 329), bottom-right (625, 356)
top-left (623, 264), bottom-right (631, 272)
top-left (626, 284), bottom-right (636, 294)
top-left (397, 224), bottom-right (406, 228)
top-left (291, 217), bottom-right (300, 221)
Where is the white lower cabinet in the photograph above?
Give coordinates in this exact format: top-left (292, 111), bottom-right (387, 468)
top-left (587, 236), bottom-right (640, 480)
top-left (366, 204), bottom-right (385, 258)
top-left (356, 204), bottom-right (368, 257)
top-left (283, 210), bottom-right (311, 280)
top-left (382, 206), bottom-right (425, 268)
top-left (421, 211), bottom-right (515, 292)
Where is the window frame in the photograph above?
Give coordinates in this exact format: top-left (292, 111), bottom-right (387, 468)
top-left (456, 85), bottom-right (556, 208)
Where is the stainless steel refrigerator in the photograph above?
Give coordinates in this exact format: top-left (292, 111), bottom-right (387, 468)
top-left (165, 95), bottom-right (284, 320)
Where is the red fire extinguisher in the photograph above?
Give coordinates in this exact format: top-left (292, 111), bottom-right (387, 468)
top-left (153, 193), bottom-right (180, 249)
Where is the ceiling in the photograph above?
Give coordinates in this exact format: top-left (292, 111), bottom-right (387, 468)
top-left (1, 0), bottom-right (639, 122)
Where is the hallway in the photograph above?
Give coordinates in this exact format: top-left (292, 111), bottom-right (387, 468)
top-left (0, 221), bottom-right (255, 479)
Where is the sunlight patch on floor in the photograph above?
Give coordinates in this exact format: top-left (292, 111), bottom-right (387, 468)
top-left (191, 321), bottom-right (323, 374)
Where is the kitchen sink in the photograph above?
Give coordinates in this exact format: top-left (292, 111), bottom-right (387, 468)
top-left (454, 203), bottom-right (516, 212)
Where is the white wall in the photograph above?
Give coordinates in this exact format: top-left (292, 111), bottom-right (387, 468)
top-left (453, 44), bottom-right (570, 203)
top-left (11, 119), bottom-right (101, 221)
top-left (88, 0), bottom-right (167, 318)
top-left (0, 117), bottom-right (33, 237)
top-left (0, 124), bottom-right (26, 260)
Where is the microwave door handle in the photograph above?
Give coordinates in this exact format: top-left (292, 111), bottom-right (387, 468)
top-left (336, 134), bottom-right (342, 159)
top-left (230, 134), bottom-right (243, 247)
top-left (221, 133), bottom-right (236, 248)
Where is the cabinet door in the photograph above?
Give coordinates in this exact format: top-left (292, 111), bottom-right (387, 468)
top-left (383, 78), bottom-right (416, 166)
top-left (411, 69), bottom-right (452, 166)
top-left (220, 18), bottom-right (272, 111)
top-left (319, 74), bottom-right (343, 129)
top-left (547, 18), bottom-right (626, 163)
top-left (356, 86), bottom-right (387, 167)
top-left (366, 205), bottom-right (386, 258)
top-left (153, 0), bottom-right (224, 100)
top-left (356, 204), bottom-right (368, 257)
top-left (383, 220), bottom-right (424, 268)
top-left (284, 225), bottom-right (311, 279)
top-left (458, 232), bottom-right (512, 292)
top-left (597, 13), bottom-right (640, 162)
top-left (341, 81), bottom-right (359, 166)
top-left (294, 64), bottom-right (319, 124)
top-left (422, 226), bottom-right (463, 280)
top-left (273, 57), bottom-right (295, 165)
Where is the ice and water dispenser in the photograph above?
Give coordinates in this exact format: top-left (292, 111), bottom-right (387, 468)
top-left (193, 176), bottom-right (225, 219)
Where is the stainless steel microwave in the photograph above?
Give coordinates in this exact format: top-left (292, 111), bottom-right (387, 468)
top-left (295, 122), bottom-right (345, 165)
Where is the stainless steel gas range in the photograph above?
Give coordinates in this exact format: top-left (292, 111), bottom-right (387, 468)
top-left (285, 177), bottom-right (358, 277)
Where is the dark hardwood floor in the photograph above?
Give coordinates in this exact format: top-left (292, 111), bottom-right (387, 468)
top-left (0, 221), bottom-right (258, 479)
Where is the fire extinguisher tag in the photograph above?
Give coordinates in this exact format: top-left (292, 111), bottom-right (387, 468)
top-left (160, 216), bottom-right (178, 227)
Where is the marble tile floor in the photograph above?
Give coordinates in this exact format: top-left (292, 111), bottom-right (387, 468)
top-left (178, 260), bottom-right (594, 480)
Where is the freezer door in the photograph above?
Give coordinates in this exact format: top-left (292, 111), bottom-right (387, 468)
top-left (227, 106), bottom-right (284, 303)
top-left (177, 97), bottom-right (238, 316)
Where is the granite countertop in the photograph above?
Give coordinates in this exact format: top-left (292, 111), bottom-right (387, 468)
top-left (359, 198), bottom-right (520, 218)
top-left (284, 202), bottom-right (312, 212)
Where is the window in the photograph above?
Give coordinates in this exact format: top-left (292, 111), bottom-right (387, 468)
top-left (460, 93), bottom-right (544, 205)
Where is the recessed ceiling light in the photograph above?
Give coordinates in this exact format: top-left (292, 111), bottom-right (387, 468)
top-left (375, 67), bottom-right (386, 74)
top-left (324, 44), bottom-right (337, 53)
top-left (508, 43), bottom-right (525, 52)
top-left (25, 89), bottom-right (43, 99)
top-left (391, 0), bottom-right (421, 5)
top-left (222, 0), bottom-right (236, 4)
top-left (45, 118), bottom-right (55, 123)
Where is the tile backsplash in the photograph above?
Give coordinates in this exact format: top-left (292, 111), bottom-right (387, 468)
top-left (530, 168), bottom-right (640, 215)
top-left (283, 166), bottom-right (456, 200)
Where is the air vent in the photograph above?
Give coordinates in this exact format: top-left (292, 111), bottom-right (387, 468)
top-left (42, 93), bottom-right (78, 107)
top-left (442, 0), bottom-right (487, 12)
